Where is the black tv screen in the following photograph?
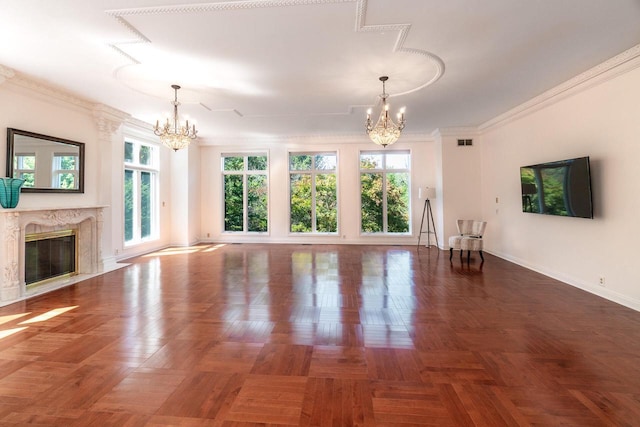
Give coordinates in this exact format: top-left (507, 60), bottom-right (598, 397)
top-left (520, 156), bottom-right (593, 219)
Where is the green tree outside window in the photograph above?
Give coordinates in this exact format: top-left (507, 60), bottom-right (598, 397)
top-left (289, 153), bottom-right (337, 233)
top-left (222, 154), bottom-right (268, 233)
top-left (360, 151), bottom-right (410, 234)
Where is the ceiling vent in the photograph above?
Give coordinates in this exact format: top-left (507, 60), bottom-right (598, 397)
top-left (457, 139), bottom-right (473, 146)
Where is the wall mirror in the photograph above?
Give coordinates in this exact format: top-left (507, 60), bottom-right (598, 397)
top-left (6, 128), bottom-right (85, 193)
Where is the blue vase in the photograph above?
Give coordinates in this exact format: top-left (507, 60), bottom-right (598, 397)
top-left (0, 177), bottom-right (25, 209)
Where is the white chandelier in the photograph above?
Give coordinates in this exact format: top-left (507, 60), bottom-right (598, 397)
top-left (366, 76), bottom-right (406, 147)
top-left (154, 84), bottom-right (198, 151)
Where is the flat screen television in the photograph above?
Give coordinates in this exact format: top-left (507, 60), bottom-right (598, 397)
top-left (520, 156), bottom-right (593, 219)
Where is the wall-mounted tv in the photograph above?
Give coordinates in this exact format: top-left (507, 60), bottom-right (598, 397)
top-left (520, 156), bottom-right (593, 219)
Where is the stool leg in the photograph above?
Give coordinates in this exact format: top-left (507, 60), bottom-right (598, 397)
top-left (480, 251), bottom-right (484, 262)
top-left (449, 248), bottom-right (453, 261)
top-left (467, 251), bottom-right (471, 263)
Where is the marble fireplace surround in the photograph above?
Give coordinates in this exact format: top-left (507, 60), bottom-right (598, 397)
top-left (0, 206), bottom-right (107, 305)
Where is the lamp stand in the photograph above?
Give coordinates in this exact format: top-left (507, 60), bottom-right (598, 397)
top-left (417, 199), bottom-right (438, 248)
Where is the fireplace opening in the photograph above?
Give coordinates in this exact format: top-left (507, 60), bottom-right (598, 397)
top-left (25, 230), bottom-right (77, 287)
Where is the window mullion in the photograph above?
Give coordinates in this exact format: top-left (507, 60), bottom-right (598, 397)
top-left (124, 140), bottom-right (159, 246)
top-left (134, 170), bottom-right (141, 241)
top-left (311, 171), bottom-right (317, 232)
top-left (243, 173), bottom-right (249, 232)
top-left (382, 171), bottom-right (388, 233)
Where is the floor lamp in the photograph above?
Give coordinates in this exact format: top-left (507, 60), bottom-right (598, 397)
top-left (417, 187), bottom-right (438, 248)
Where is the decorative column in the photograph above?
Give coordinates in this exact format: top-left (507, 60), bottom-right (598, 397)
top-left (0, 212), bottom-right (21, 301)
top-left (93, 104), bottom-right (129, 270)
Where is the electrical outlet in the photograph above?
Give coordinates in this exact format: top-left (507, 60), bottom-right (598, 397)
top-left (599, 277), bottom-right (605, 286)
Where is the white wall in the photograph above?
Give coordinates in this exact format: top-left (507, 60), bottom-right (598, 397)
top-left (0, 85), bottom-right (99, 209)
top-left (200, 136), bottom-right (438, 245)
top-left (479, 61), bottom-right (640, 310)
top-left (434, 131), bottom-right (483, 248)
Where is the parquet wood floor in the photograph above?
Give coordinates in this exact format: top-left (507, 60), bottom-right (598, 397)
top-left (0, 244), bottom-right (639, 426)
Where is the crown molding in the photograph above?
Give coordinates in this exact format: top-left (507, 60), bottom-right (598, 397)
top-left (479, 43), bottom-right (640, 133)
top-left (93, 103), bottom-right (130, 123)
top-left (431, 127), bottom-right (479, 138)
top-left (0, 64), bottom-right (15, 84)
top-left (1, 64), bottom-right (95, 112)
top-left (122, 118), bottom-right (162, 145)
top-left (199, 131), bottom-right (435, 146)
top-left (125, 117), bottom-right (154, 131)
top-left (106, 0), bottom-right (353, 16)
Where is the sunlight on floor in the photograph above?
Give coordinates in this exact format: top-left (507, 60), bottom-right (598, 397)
top-left (0, 306), bottom-right (80, 341)
top-left (203, 244), bottom-right (226, 253)
top-left (19, 306), bottom-right (79, 325)
top-left (0, 313), bottom-right (31, 326)
top-left (143, 244), bottom-right (226, 257)
top-left (0, 327), bottom-right (28, 339)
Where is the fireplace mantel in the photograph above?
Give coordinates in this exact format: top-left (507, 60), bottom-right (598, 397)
top-left (0, 206), bottom-right (107, 305)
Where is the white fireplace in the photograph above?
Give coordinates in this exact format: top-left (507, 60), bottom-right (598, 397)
top-left (0, 206), bottom-right (106, 304)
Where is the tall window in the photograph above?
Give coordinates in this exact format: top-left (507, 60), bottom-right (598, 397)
top-left (222, 154), bottom-right (268, 233)
top-left (360, 150), bottom-right (410, 233)
top-left (14, 153), bottom-right (36, 187)
top-left (289, 153), bottom-right (337, 233)
top-left (52, 153), bottom-right (79, 189)
top-left (124, 141), bottom-right (158, 245)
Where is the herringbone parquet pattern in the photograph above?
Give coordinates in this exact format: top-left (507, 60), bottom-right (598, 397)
top-left (0, 244), bottom-right (638, 426)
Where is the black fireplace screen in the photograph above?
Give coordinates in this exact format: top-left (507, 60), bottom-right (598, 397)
top-left (25, 231), bottom-right (76, 285)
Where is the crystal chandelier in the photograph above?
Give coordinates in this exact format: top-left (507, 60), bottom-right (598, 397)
top-left (366, 76), bottom-right (406, 147)
top-left (154, 84), bottom-right (198, 151)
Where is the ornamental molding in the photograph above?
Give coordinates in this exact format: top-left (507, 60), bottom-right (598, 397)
top-left (4, 207), bottom-right (103, 230)
top-left (105, 0), bottom-right (353, 64)
top-left (479, 43), bottom-right (640, 132)
top-left (0, 206), bottom-right (106, 304)
top-left (40, 209), bottom-right (86, 227)
top-left (0, 64), bottom-right (130, 117)
top-left (431, 127), bottom-right (480, 138)
top-left (3, 66), bottom-right (94, 111)
top-left (105, 0), bottom-right (444, 103)
top-left (106, 0), bottom-right (353, 17)
top-left (3, 263), bottom-right (18, 286)
top-left (93, 104), bottom-right (129, 138)
top-left (0, 64), bottom-right (16, 84)
top-left (93, 103), bottom-right (130, 123)
top-left (355, 0), bottom-right (444, 97)
top-left (3, 213), bottom-right (20, 243)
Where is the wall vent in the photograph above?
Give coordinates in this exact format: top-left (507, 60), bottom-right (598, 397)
top-left (457, 139), bottom-right (473, 146)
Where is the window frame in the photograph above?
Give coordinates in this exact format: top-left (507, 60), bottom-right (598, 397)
top-left (14, 152), bottom-right (36, 187)
top-left (288, 151), bottom-right (338, 234)
top-left (221, 152), bottom-right (269, 234)
top-left (52, 152), bottom-right (79, 189)
top-left (123, 139), bottom-right (160, 246)
top-left (359, 149), bottom-right (411, 235)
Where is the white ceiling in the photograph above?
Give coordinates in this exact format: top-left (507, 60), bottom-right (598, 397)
top-left (1, 0), bottom-right (639, 143)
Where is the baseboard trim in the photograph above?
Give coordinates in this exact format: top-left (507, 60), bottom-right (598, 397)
top-left (486, 249), bottom-right (640, 313)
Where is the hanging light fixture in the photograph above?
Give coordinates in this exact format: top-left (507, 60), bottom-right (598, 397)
top-left (365, 76), bottom-right (406, 147)
top-left (154, 84), bottom-right (198, 151)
